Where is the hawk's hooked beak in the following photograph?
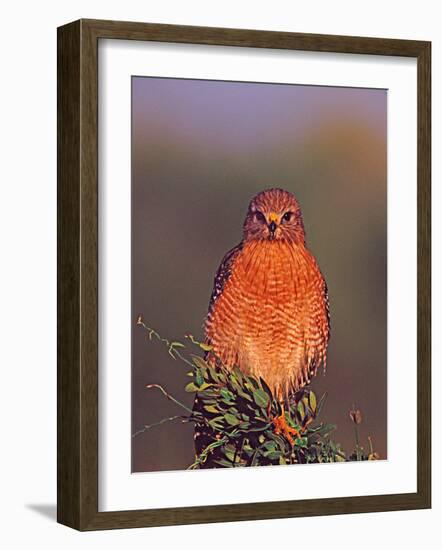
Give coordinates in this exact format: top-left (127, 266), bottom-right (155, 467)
top-left (267, 212), bottom-right (279, 239)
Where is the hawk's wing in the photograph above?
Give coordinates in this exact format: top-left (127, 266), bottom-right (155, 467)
top-left (208, 242), bottom-right (243, 315)
top-left (194, 243), bottom-right (243, 462)
top-left (302, 268), bottom-right (331, 388)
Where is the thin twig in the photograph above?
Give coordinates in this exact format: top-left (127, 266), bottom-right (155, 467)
top-left (132, 415), bottom-right (184, 438)
top-left (137, 316), bottom-right (195, 369)
top-left (146, 384), bottom-right (194, 414)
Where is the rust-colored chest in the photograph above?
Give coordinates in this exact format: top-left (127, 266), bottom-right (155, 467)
top-left (206, 240), bottom-right (330, 398)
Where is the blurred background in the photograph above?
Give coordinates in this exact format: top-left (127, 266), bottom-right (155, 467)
top-left (131, 77), bottom-right (387, 472)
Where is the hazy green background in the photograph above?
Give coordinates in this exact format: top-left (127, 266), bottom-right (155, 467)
top-left (132, 77), bottom-right (387, 472)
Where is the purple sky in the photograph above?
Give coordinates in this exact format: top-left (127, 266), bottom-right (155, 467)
top-left (132, 77), bottom-right (386, 154)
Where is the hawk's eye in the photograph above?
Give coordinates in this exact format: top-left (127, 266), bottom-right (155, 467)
top-left (282, 211), bottom-right (292, 223)
top-left (255, 211), bottom-right (266, 223)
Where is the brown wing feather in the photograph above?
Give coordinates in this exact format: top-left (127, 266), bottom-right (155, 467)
top-left (193, 243), bottom-right (243, 461)
top-left (300, 266), bottom-right (330, 390)
top-left (207, 243), bottom-right (243, 316)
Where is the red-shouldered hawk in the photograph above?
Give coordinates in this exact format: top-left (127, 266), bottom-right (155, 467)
top-left (198, 188), bottom-right (330, 445)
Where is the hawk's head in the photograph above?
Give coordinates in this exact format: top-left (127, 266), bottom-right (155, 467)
top-left (243, 188), bottom-right (306, 244)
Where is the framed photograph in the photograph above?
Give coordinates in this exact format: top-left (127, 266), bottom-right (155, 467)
top-left (57, 19), bottom-right (431, 530)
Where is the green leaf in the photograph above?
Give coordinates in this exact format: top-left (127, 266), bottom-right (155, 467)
top-left (232, 365), bottom-right (244, 382)
top-left (236, 389), bottom-right (253, 402)
top-left (245, 376), bottom-right (259, 391)
top-left (309, 391), bottom-right (317, 412)
top-left (199, 398), bottom-right (216, 406)
top-left (198, 382), bottom-right (215, 391)
top-left (259, 377), bottom-right (273, 398)
top-left (204, 404), bottom-right (219, 414)
top-left (297, 400), bottom-right (305, 418)
top-left (184, 382), bottom-right (199, 392)
top-left (263, 450), bottom-right (281, 460)
top-left (296, 437), bottom-right (308, 448)
top-left (224, 413), bottom-right (240, 426)
top-left (222, 445), bottom-right (237, 461)
top-left (208, 416), bottom-right (225, 429)
top-left (207, 366), bottom-right (220, 383)
top-left (263, 441), bottom-right (277, 451)
top-left (191, 355), bottom-right (209, 369)
top-left (199, 343), bottom-right (213, 352)
top-left (195, 369), bottom-right (204, 387)
top-left (253, 389), bottom-right (270, 408)
top-left (220, 388), bottom-right (235, 402)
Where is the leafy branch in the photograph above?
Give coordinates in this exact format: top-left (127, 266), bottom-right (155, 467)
top-left (134, 318), bottom-right (379, 468)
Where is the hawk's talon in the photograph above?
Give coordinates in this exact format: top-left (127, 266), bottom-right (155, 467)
top-left (272, 405), bottom-right (300, 446)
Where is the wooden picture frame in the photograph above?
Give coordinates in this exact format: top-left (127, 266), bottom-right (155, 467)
top-left (57, 18), bottom-right (431, 530)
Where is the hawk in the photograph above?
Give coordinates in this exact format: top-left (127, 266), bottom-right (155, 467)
top-left (196, 188), bottom-right (330, 449)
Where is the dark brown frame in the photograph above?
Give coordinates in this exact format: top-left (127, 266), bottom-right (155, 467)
top-left (57, 18), bottom-right (431, 531)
